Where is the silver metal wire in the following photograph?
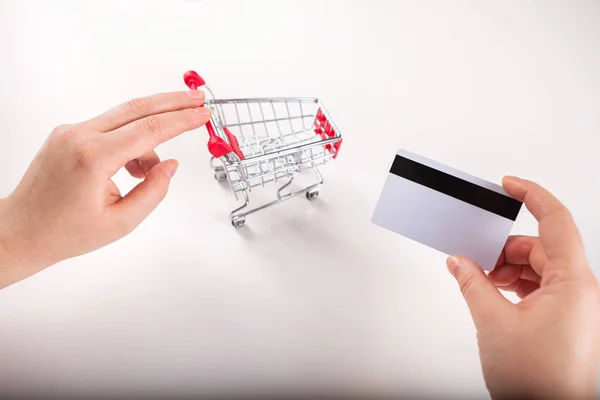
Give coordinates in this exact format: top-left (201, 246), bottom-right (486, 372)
top-left (204, 95), bottom-right (341, 225)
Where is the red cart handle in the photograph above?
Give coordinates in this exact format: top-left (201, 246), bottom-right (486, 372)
top-left (183, 71), bottom-right (244, 160)
top-left (184, 71), bottom-right (206, 88)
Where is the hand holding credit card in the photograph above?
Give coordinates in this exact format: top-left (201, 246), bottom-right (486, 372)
top-left (372, 149), bottom-right (523, 270)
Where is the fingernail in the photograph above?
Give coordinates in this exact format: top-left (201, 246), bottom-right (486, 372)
top-left (503, 176), bottom-right (520, 184)
top-left (187, 90), bottom-right (204, 99)
top-left (193, 107), bottom-right (212, 116)
top-left (446, 256), bottom-right (461, 278)
top-left (166, 161), bottom-right (179, 179)
top-left (502, 176), bottom-right (524, 190)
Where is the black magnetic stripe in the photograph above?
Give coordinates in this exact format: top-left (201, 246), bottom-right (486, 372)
top-left (389, 155), bottom-right (522, 221)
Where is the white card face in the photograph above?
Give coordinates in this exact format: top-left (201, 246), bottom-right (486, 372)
top-left (371, 149), bottom-right (523, 271)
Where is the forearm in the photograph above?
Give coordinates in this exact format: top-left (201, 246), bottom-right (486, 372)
top-left (0, 247), bottom-right (18, 289)
top-left (0, 197), bottom-right (29, 289)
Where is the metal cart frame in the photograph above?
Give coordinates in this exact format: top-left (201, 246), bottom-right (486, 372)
top-left (184, 71), bottom-right (342, 228)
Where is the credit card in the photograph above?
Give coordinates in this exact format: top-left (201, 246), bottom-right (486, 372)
top-left (371, 149), bottom-right (523, 271)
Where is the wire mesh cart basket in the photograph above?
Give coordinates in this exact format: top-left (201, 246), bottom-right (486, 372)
top-left (183, 71), bottom-right (343, 228)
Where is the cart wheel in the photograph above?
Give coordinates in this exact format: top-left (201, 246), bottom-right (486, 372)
top-left (214, 170), bottom-right (227, 182)
top-left (306, 190), bottom-right (319, 201)
top-left (231, 217), bottom-right (245, 229)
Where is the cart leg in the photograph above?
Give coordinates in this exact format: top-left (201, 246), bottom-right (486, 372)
top-left (227, 166), bottom-right (325, 227)
top-left (209, 156), bottom-right (218, 170)
top-left (303, 165), bottom-right (324, 201)
top-left (229, 191), bottom-right (250, 229)
top-left (210, 156), bottom-right (228, 182)
top-left (276, 177), bottom-right (294, 199)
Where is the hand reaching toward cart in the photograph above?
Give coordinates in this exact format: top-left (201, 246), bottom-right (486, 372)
top-left (447, 177), bottom-right (600, 399)
top-left (0, 90), bottom-right (211, 289)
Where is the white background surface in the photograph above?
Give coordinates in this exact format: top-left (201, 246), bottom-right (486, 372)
top-left (1, 0), bottom-right (599, 398)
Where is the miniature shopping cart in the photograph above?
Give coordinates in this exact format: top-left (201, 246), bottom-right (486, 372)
top-left (183, 71), bottom-right (342, 228)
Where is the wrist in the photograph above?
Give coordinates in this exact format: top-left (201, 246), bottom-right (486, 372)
top-left (0, 196), bottom-right (43, 289)
top-left (0, 198), bottom-right (20, 286)
top-left (488, 359), bottom-right (599, 400)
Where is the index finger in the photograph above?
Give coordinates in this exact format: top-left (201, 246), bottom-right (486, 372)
top-left (83, 90), bottom-right (206, 132)
top-left (502, 176), bottom-right (584, 264)
top-left (101, 107), bottom-right (212, 169)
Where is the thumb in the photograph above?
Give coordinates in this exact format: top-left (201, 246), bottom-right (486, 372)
top-left (113, 159), bottom-right (179, 233)
top-left (447, 256), bottom-right (512, 329)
